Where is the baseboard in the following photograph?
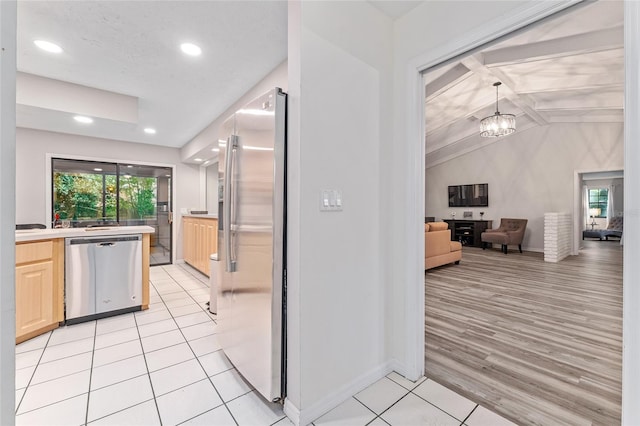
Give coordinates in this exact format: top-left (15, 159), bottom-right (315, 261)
top-left (286, 360), bottom-right (395, 426)
top-left (283, 399), bottom-right (301, 426)
top-left (388, 358), bottom-right (406, 378)
top-left (525, 247), bottom-right (543, 253)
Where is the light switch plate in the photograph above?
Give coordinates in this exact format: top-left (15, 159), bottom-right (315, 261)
top-left (319, 189), bottom-right (343, 212)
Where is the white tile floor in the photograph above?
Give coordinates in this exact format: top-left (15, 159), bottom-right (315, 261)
top-left (15, 263), bottom-right (515, 426)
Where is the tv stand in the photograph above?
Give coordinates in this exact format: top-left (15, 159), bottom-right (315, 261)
top-left (443, 219), bottom-right (492, 248)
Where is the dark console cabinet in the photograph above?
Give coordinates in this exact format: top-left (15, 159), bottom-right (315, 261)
top-left (443, 220), bottom-right (492, 248)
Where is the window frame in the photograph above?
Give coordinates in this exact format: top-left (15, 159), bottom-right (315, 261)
top-left (51, 157), bottom-right (167, 228)
top-left (588, 187), bottom-right (608, 218)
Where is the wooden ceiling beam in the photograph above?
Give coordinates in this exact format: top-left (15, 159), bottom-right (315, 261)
top-left (482, 26), bottom-right (622, 67)
top-left (461, 56), bottom-right (549, 126)
top-left (424, 64), bottom-right (471, 101)
top-left (516, 82), bottom-right (623, 95)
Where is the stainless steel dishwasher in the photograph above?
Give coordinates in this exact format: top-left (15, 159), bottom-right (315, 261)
top-left (65, 234), bottom-right (142, 324)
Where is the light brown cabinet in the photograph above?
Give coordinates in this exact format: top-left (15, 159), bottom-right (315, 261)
top-left (183, 216), bottom-right (218, 276)
top-left (15, 239), bottom-right (64, 344)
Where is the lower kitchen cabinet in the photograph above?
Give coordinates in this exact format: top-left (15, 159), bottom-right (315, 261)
top-left (15, 239), bottom-right (64, 344)
top-left (183, 216), bottom-right (218, 276)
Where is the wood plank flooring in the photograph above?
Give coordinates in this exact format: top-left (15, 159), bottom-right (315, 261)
top-left (425, 241), bottom-right (622, 426)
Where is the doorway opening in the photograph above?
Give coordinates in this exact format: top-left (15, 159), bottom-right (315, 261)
top-left (576, 170), bottom-right (624, 249)
top-left (421, 1), bottom-right (623, 424)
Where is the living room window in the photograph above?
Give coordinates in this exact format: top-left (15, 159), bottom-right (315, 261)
top-left (589, 188), bottom-right (608, 218)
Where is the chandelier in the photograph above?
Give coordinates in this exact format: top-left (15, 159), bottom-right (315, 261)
top-left (479, 82), bottom-right (516, 138)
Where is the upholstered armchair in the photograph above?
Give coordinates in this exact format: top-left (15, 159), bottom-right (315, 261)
top-left (481, 218), bottom-right (528, 254)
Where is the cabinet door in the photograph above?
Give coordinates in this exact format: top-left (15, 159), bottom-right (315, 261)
top-left (202, 219), bottom-right (217, 276)
top-left (183, 217), bottom-right (194, 266)
top-left (16, 261), bottom-right (55, 339)
top-left (206, 219), bottom-right (218, 257)
top-left (196, 220), bottom-right (207, 273)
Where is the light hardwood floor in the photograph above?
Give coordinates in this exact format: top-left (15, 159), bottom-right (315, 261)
top-left (425, 241), bottom-right (622, 426)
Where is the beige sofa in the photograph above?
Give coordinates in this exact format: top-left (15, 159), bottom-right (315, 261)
top-left (425, 222), bottom-right (462, 270)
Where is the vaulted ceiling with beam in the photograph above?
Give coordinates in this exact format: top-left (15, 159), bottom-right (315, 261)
top-left (423, 1), bottom-right (623, 169)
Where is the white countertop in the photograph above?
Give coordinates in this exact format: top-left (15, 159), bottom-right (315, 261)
top-left (182, 214), bottom-right (218, 219)
top-left (15, 226), bottom-right (156, 243)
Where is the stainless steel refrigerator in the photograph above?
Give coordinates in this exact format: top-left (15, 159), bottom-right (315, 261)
top-left (217, 88), bottom-right (286, 402)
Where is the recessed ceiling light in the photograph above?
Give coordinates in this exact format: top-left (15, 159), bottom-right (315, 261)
top-left (127, 165), bottom-right (133, 168)
top-left (93, 168), bottom-right (102, 172)
top-left (194, 158), bottom-right (203, 162)
top-left (144, 127), bottom-right (156, 134)
top-left (34, 39), bottom-right (63, 53)
top-left (211, 148), bottom-right (219, 152)
top-left (73, 115), bottom-right (93, 124)
top-left (165, 174), bottom-right (171, 177)
top-left (180, 43), bottom-right (202, 56)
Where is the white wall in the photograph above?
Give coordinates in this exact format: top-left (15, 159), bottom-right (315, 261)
top-left (180, 60), bottom-right (288, 162)
top-left (205, 161), bottom-right (219, 215)
top-left (623, 3), bottom-right (640, 421)
top-left (286, 1), bottom-right (392, 424)
top-left (425, 122), bottom-right (624, 252)
top-left (0, 1), bottom-right (16, 424)
top-left (16, 128), bottom-right (200, 260)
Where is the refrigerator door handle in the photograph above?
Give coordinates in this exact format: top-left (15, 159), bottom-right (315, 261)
top-left (224, 134), bottom-right (238, 272)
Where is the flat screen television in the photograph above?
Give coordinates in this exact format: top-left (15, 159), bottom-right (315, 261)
top-left (448, 183), bottom-right (488, 207)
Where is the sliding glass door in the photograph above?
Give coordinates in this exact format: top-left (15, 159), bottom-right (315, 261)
top-left (52, 158), bottom-right (173, 265)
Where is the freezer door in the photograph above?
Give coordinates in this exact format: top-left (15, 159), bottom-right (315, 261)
top-left (217, 88), bottom-right (286, 402)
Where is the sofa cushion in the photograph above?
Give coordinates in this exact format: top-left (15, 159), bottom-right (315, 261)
top-left (481, 231), bottom-right (509, 244)
top-left (428, 222), bottom-right (448, 232)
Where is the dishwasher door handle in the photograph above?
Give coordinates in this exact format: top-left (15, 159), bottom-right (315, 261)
top-left (98, 242), bottom-right (114, 247)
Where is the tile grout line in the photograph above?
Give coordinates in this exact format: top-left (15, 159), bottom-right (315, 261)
top-left (460, 404), bottom-right (479, 425)
top-left (83, 321), bottom-right (99, 425)
top-left (350, 395), bottom-right (387, 424)
top-left (408, 385), bottom-right (473, 424)
top-left (153, 268), bottom-right (213, 320)
top-left (15, 331), bottom-right (53, 415)
top-left (85, 274), bottom-right (176, 425)
top-left (176, 262), bottom-right (210, 285)
top-left (148, 267), bottom-right (231, 424)
top-left (132, 289), bottom-right (164, 426)
top-left (156, 265), bottom-right (240, 426)
top-left (360, 381), bottom-right (412, 424)
top-left (171, 264), bottom-right (289, 426)
top-left (16, 265), bottom-right (270, 425)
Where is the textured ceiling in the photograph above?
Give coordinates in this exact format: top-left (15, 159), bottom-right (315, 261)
top-left (16, 1), bottom-right (288, 149)
top-left (424, 1), bottom-right (624, 168)
top-left (368, 0), bottom-right (422, 19)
